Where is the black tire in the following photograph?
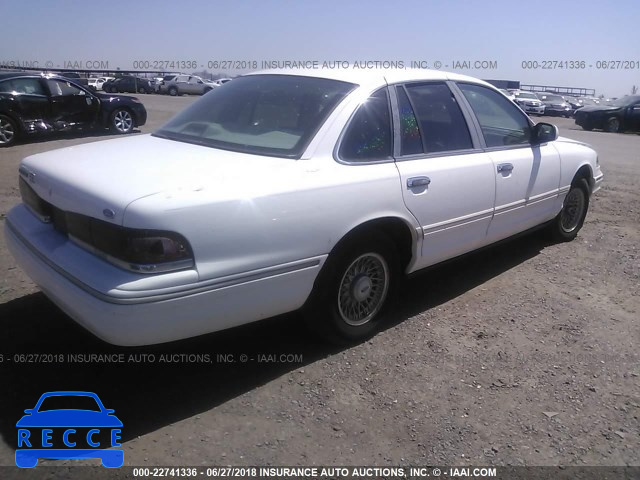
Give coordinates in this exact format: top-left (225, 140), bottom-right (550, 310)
top-left (110, 108), bottom-right (134, 134)
top-left (168, 86), bottom-right (178, 96)
top-left (549, 178), bottom-right (590, 242)
top-left (138, 87), bottom-right (146, 94)
top-left (304, 233), bottom-right (399, 343)
top-left (605, 116), bottom-right (621, 133)
top-left (0, 114), bottom-right (18, 147)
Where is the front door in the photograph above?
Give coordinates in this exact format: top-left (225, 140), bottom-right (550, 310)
top-left (45, 78), bottom-right (99, 128)
top-left (456, 82), bottom-right (561, 243)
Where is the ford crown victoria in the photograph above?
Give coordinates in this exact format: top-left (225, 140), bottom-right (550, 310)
top-left (4, 69), bottom-right (604, 345)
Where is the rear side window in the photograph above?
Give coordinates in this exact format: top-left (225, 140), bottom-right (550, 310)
top-left (404, 82), bottom-right (473, 153)
top-left (339, 89), bottom-right (392, 162)
top-left (458, 83), bottom-right (532, 147)
top-left (0, 78), bottom-right (46, 95)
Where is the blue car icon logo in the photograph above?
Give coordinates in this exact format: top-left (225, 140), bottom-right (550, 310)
top-left (16, 391), bottom-right (123, 468)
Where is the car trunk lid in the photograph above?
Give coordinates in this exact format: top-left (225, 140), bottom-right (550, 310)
top-left (19, 134), bottom-right (295, 226)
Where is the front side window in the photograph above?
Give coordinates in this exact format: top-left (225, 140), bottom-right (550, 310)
top-left (458, 83), bottom-right (532, 147)
top-left (339, 89), bottom-right (392, 162)
top-left (404, 82), bottom-right (473, 153)
top-left (155, 75), bottom-right (356, 158)
top-left (46, 79), bottom-right (84, 96)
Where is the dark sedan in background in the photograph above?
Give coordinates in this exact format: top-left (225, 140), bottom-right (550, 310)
top-left (575, 95), bottom-right (640, 133)
top-left (102, 76), bottom-right (154, 94)
top-left (536, 93), bottom-right (573, 117)
top-left (0, 73), bottom-right (147, 147)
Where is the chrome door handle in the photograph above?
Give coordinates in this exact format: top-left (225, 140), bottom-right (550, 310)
top-left (497, 163), bottom-right (514, 173)
top-left (407, 176), bottom-right (431, 188)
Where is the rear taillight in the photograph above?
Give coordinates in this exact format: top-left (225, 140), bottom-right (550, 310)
top-left (19, 177), bottom-right (194, 274)
top-left (69, 217), bottom-right (194, 274)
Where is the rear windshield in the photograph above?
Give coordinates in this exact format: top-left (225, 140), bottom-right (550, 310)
top-left (154, 75), bottom-right (356, 158)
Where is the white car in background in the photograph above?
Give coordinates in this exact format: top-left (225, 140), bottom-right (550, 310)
top-left (5, 69), bottom-right (603, 346)
top-left (513, 91), bottom-right (546, 115)
top-left (499, 89), bottom-right (515, 102)
top-left (87, 76), bottom-right (114, 91)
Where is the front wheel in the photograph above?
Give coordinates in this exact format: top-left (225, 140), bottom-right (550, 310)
top-left (304, 234), bottom-right (398, 343)
top-left (549, 178), bottom-right (590, 241)
top-left (110, 108), bottom-right (134, 134)
top-left (605, 116), bottom-right (621, 133)
top-left (168, 86), bottom-right (178, 96)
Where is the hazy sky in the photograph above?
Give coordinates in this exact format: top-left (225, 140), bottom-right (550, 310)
top-left (1, 0), bottom-right (638, 97)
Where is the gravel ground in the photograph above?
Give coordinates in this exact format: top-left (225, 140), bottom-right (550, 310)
top-left (0, 96), bottom-right (638, 471)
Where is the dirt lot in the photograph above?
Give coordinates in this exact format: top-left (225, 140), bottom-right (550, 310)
top-left (0, 96), bottom-right (638, 471)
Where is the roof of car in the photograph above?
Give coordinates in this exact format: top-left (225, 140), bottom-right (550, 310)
top-left (0, 71), bottom-right (29, 80)
top-left (245, 68), bottom-right (493, 90)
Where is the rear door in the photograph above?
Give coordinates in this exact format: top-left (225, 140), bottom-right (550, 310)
top-left (0, 77), bottom-right (50, 127)
top-left (391, 81), bottom-right (496, 269)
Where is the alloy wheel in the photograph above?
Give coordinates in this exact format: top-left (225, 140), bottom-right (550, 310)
top-left (337, 253), bottom-right (390, 326)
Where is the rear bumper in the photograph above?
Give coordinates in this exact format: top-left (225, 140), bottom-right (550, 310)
top-left (5, 205), bottom-right (322, 346)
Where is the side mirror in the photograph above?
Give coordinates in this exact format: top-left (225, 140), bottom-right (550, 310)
top-left (532, 122), bottom-right (558, 144)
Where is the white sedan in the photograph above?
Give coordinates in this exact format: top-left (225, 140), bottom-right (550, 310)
top-left (5, 69), bottom-right (604, 345)
top-left (87, 76), bottom-right (114, 91)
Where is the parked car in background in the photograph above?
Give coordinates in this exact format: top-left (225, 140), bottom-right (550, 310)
top-left (563, 96), bottom-right (584, 116)
top-left (581, 97), bottom-right (600, 106)
top-left (0, 72), bottom-right (146, 146)
top-left (88, 76), bottom-right (114, 91)
top-left (103, 76), bottom-right (154, 94)
top-left (4, 69), bottom-right (602, 346)
top-left (157, 75), bottom-right (217, 96)
top-left (536, 93), bottom-right (573, 117)
top-left (513, 91), bottom-right (545, 115)
top-left (213, 78), bottom-right (232, 86)
top-left (55, 72), bottom-right (89, 87)
top-left (499, 89), bottom-right (516, 102)
top-left (575, 95), bottom-right (640, 132)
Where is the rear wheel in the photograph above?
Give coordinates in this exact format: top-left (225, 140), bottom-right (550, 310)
top-left (0, 115), bottom-right (17, 147)
top-left (110, 108), bottom-right (134, 134)
top-left (549, 178), bottom-right (590, 241)
top-left (304, 233), bottom-right (398, 343)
